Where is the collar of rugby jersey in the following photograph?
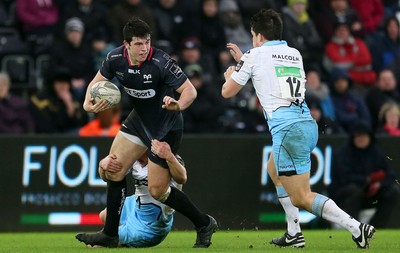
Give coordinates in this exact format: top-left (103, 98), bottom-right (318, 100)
top-left (262, 40), bottom-right (287, 46)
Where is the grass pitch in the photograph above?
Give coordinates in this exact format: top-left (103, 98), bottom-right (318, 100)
top-left (0, 229), bottom-right (398, 253)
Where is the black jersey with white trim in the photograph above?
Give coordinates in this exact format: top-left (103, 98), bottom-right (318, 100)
top-left (100, 46), bottom-right (187, 139)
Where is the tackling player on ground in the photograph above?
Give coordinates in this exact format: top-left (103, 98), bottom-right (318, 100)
top-left (95, 140), bottom-right (186, 248)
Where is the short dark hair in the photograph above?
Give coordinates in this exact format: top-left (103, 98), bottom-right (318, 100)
top-left (250, 9), bottom-right (282, 41)
top-left (123, 16), bottom-right (151, 43)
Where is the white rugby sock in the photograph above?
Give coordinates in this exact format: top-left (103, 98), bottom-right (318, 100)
top-left (279, 196), bottom-right (301, 235)
top-left (276, 186), bottom-right (301, 235)
top-left (321, 199), bottom-right (361, 237)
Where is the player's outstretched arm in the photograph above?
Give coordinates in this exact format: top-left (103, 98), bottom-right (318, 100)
top-left (227, 43), bottom-right (243, 63)
top-left (83, 71), bottom-right (111, 113)
top-left (162, 79), bottom-right (197, 111)
top-left (151, 140), bottom-right (187, 184)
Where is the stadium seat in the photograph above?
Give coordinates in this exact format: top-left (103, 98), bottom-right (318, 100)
top-left (0, 27), bottom-right (30, 56)
top-left (1, 54), bottom-right (35, 90)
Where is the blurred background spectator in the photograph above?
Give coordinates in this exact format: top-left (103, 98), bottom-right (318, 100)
top-left (219, 0), bottom-right (252, 52)
top-left (314, 0), bottom-right (365, 43)
top-left (349, 0), bottom-right (384, 35)
top-left (182, 64), bottom-right (227, 133)
top-left (305, 67), bottom-right (336, 120)
top-left (382, 0), bottom-right (400, 19)
top-left (329, 121), bottom-right (400, 228)
top-left (323, 20), bottom-right (377, 89)
top-left (330, 68), bottom-right (371, 133)
top-left (196, 0), bottom-right (228, 76)
top-left (281, 0), bottom-right (323, 68)
top-left (91, 29), bottom-right (116, 72)
top-left (16, 0), bottom-right (59, 55)
top-left (29, 68), bottom-right (88, 134)
top-left (308, 97), bottom-right (344, 136)
top-left (152, 0), bottom-right (196, 52)
top-left (365, 69), bottom-right (400, 130)
top-left (369, 17), bottom-right (400, 72)
top-left (79, 105), bottom-right (121, 137)
top-left (0, 72), bottom-right (34, 134)
top-left (58, 0), bottom-right (111, 44)
top-left (178, 36), bottom-right (219, 86)
top-left (48, 17), bottom-right (94, 103)
top-left (377, 102), bottom-right (400, 136)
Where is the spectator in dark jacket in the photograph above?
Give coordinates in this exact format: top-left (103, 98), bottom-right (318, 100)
top-left (48, 17), bottom-right (94, 103)
top-left (314, 0), bottom-right (364, 43)
top-left (29, 68), bottom-right (88, 134)
top-left (281, 0), bottom-right (324, 68)
top-left (330, 68), bottom-right (372, 132)
top-left (197, 0), bottom-right (227, 75)
top-left (58, 0), bottom-right (112, 43)
top-left (329, 122), bottom-right (400, 228)
top-left (365, 69), bottom-right (400, 130)
top-left (307, 96), bottom-right (344, 136)
top-left (182, 64), bottom-right (226, 133)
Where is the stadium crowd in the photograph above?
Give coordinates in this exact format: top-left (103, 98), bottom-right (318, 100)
top-left (1, 0), bottom-right (400, 136)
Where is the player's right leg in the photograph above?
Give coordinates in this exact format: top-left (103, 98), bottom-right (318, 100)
top-left (280, 173), bottom-right (375, 249)
top-left (147, 159), bottom-right (218, 248)
top-left (276, 121), bottom-right (375, 249)
top-left (76, 131), bottom-right (147, 247)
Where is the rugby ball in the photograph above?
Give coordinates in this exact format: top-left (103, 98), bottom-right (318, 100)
top-left (90, 80), bottom-right (121, 107)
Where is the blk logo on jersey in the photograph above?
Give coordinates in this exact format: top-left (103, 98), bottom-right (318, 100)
top-left (124, 88), bottom-right (155, 99)
top-left (128, 69), bottom-right (141, 74)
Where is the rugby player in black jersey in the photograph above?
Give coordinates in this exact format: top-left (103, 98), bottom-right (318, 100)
top-left (76, 17), bottom-right (217, 248)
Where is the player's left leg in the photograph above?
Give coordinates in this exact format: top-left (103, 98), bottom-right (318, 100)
top-left (268, 153), bottom-right (304, 248)
top-left (76, 132), bottom-right (147, 247)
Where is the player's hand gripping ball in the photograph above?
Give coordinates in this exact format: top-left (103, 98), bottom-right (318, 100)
top-left (90, 81), bottom-right (121, 108)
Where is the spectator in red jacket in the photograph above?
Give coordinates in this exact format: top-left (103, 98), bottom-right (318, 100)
top-left (323, 21), bottom-right (377, 87)
top-left (349, 0), bottom-right (384, 34)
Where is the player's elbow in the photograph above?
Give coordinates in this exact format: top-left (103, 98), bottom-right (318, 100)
top-left (221, 88), bottom-right (233, 98)
top-left (190, 85), bottom-right (197, 100)
top-left (174, 173), bottom-right (187, 184)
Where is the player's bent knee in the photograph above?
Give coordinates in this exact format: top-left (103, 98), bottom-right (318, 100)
top-left (150, 186), bottom-right (171, 202)
top-left (290, 196), bottom-right (306, 209)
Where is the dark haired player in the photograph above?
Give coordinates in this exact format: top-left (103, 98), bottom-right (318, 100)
top-left (221, 8), bottom-right (375, 249)
top-left (76, 17), bottom-right (217, 248)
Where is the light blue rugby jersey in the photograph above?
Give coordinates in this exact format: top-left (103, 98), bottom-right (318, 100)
top-left (231, 40), bottom-right (313, 135)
